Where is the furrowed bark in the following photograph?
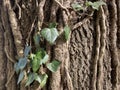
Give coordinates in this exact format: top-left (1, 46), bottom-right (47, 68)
top-left (91, 11), bottom-right (100, 90)
top-left (108, 0), bottom-right (119, 90)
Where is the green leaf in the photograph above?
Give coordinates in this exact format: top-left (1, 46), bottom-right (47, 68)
top-left (35, 75), bottom-right (41, 83)
top-left (25, 73), bottom-right (37, 86)
top-left (85, 1), bottom-right (93, 6)
top-left (64, 26), bottom-right (71, 41)
top-left (40, 74), bottom-right (48, 88)
top-left (86, 1), bottom-right (105, 10)
top-left (31, 57), bottom-right (40, 72)
top-left (71, 3), bottom-right (84, 11)
top-left (93, 1), bottom-right (106, 10)
top-left (30, 49), bottom-right (49, 72)
top-left (41, 54), bottom-right (49, 64)
top-left (17, 71), bottom-right (24, 84)
top-left (14, 63), bottom-right (20, 73)
top-left (49, 22), bottom-right (57, 28)
top-left (18, 57), bottom-right (27, 70)
top-left (29, 53), bottom-right (35, 60)
top-left (31, 50), bottom-right (44, 72)
top-left (34, 33), bottom-right (40, 46)
top-left (47, 60), bottom-right (61, 72)
top-left (36, 50), bottom-right (49, 65)
top-left (24, 46), bottom-right (31, 57)
top-left (36, 49), bottom-right (45, 60)
top-left (41, 28), bottom-right (59, 44)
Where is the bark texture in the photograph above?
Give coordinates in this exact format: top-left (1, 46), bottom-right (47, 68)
top-left (0, 0), bottom-right (120, 90)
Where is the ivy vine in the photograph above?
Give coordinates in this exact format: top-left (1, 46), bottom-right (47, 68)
top-left (14, 23), bottom-right (70, 88)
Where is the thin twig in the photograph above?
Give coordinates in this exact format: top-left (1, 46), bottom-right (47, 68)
top-left (4, 47), bottom-right (16, 63)
top-left (26, 17), bottom-right (36, 43)
top-left (54, 0), bottom-right (70, 16)
top-left (15, 0), bottom-right (21, 19)
top-left (4, 32), bottom-right (16, 63)
top-left (5, 71), bottom-right (15, 87)
top-left (72, 16), bottom-right (91, 30)
top-left (54, 0), bottom-right (66, 10)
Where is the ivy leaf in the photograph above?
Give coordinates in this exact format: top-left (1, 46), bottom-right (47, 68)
top-left (41, 28), bottom-right (59, 44)
top-left (41, 54), bottom-right (49, 64)
top-left (36, 50), bottom-right (49, 65)
top-left (34, 33), bottom-right (40, 46)
top-left (35, 50), bottom-right (45, 65)
top-left (25, 73), bottom-right (37, 86)
top-left (17, 71), bottom-right (24, 84)
top-left (36, 49), bottom-right (45, 60)
top-left (24, 46), bottom-right (31, 57)
top-left (86, 1), bottom-right (105, 10)
top-left (40, 74), bottom-right (48, 88)
top-left (35, 75), bottom-right (41, 83)
top-left (31, 50), bottom-right (44, 72)
top-left (85, 1), bottom-right (93, 6)
top-left (92, 1), bottom-right (106, 10)
top-left (31, 57), bottom-right (40, 72)
top-left (64, 26), bottom-right (71, 41)
top-left (14, 63), bottom-right (20, 73)
top-left (29, 53), bottom-right (36, 60)
top-left (47, 60), bottom-right (61, 72)
top-left (18, 57), bottom-right (27, 70)
top-left (49, 22), bottom-right (57, 28)
top-left (30, 49), bottom-right (49, 72)
top-left (71, 3), bottom-right (84, 11)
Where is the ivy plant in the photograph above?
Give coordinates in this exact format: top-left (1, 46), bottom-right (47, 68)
top-left (14, 23), bottom-right (71, 88)
top-left (71, 3), bottom-right (84, 11)
top-left (72, 1), bottom-right (106, 11)
top-left (14, 46), bottom-right (61, 88)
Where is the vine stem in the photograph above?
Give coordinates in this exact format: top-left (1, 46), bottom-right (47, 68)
top-left (54, 0), bottom-right (70, 16)
top-left (97, 6), bottom-right (106, 90)
top-left (91, 11), bottom-right (100, 90)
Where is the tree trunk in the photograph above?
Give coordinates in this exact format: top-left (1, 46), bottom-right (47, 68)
top-left (0, 0), bottom-right (120, 90)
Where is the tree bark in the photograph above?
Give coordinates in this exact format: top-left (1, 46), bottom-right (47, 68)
top-left (0, 0), bottom-right (120, 90)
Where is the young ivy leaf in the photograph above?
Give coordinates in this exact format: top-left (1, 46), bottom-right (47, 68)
top-left (18, 57), bottom-right (27, 70)
top-left (30, 49), bottom-right (49, 72)
top-left (46, 60), bottom-right (61, 72)
top-left (36, 50), bottom-right (44, 60)
top-left (31, 57), bottom-right (40, 72)
top-left (86, 1), bottom-right (106, 10)
top-left (41, 28), bottom-right (59, 44)
top-left (49, 22), bottom-right (57, 28)
top-left (14, 63), bottom-right (20, 73)
top-left (40, 74), bottom-right (48, 88)
top-left (85, 1), bottom-right (93, 6)
top-left (25, 73), bottom-right (37, 86)
top-left (35, 50), bottom-right (48, 65)
top-left (17, 71), bottom-right (24, 84)
top-left (30, 50), bottom-right (44, 72)
top-left (64, 26), bottom-right (71, 41)
top-left (24, 46), bottom-right (31, 57)
top-left (71, 3), bottom-right (84, 11)
top-left (41, 54), bottom-right (49, 64)
top-left (29, 53), bottom-right (36, 60)
top-left (35, 75), bottom-right (41, 83)
top-left (34, 33), bottom-right (40, 46)
top-left (92, 1), bottom-right (106, 10)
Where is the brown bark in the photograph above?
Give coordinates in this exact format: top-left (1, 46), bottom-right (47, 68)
top-left (0, 0), bottom-right (120, 90)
